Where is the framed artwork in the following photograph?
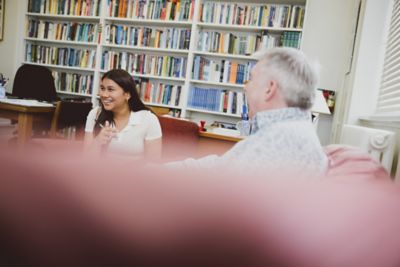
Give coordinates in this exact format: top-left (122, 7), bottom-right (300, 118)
top-left (0, 0), bottom-right (4, 41)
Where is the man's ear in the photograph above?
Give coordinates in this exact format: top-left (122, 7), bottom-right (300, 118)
top-left (265, 80), bottom-right (278, 101)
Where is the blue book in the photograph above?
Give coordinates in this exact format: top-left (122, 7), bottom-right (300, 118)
top-left (117, 25), bottom-right (123, 45)
top-left (269, 6), bottom-right (276, 27)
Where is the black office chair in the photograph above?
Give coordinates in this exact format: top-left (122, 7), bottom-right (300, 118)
top-left (50, 100), bottom-right (93, 140)
top-left (8, 64), bottom-right (59, 137)
top-left (12, 64), bottom-right (58, 102)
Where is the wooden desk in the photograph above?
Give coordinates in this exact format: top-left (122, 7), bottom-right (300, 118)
top-left (197, 131), bottom-right (243, 157)
top-left (0, 102), bottom-right (55, 147)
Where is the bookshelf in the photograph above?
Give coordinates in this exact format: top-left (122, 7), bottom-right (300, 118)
top-left (24, 0), bottom-right (306, 125)
top-left (24, 1), bottom-right (101, 99)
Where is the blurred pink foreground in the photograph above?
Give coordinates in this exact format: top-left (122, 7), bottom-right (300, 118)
top-left (0, 142), bottom-right (399, 267)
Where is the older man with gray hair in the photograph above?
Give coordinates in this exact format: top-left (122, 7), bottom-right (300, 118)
top-left (169, 47), bottom-right (328, 173)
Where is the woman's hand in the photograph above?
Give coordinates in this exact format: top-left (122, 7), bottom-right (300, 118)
top-left (95, 121), bottom-right (118, 146)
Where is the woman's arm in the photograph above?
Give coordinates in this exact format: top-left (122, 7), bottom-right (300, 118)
top-left (83, 107), bottom-right (99, 153)
top-left (144, 112), bottom-right (163, 161)
top-left (144, 137), bottom-right (162, 161)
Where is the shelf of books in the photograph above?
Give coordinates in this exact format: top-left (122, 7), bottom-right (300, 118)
top-left (101, 0), bottom-right (195, 115)
top-left (186, 0), bottom-right (305, 124)
top-left (136, 78), bottom-right (183, 109)
top-left (24, 0), bottom-right (306, 124)
top-left (26, 0), bottom-right (101, 98)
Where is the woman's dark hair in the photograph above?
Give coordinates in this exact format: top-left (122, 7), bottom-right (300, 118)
top-left (94, 69), bottom-right (148, 135)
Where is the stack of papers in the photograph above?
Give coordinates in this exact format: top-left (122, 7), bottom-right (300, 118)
top-left (211, 127), bottom-right (241, 137)
top-left (0, 98), bottom-right (54, 107)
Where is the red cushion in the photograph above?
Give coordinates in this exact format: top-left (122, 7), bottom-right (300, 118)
top-left (324, 144), bottom-right (390, 181)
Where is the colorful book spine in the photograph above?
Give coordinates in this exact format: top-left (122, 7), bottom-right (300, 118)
top-left (28, 0), bottom-right (100, 16)
top-left (102, 50), bottom-right (187, 78)
top-left (105, 24), bottom-right (191, 50)
top-left (25, 43), bottom-right (96, 68)
top-left (192, 56), bottom-right (254, 85)
top-left (27, 19), bottom-right (99, 43)
top-left (200, 2), bottom-right (304, 28)
top-left (107, 0), bottom-right (194, 21)
top-left (52, 70), bottom-right (93, 95)
top-left (188, 87), bottom-right (245, 115)
top-left (136, 78), bottom-right (182, 107)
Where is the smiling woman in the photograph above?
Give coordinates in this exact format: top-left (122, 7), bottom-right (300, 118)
top-left (83, 69), bottom-right (162, 159)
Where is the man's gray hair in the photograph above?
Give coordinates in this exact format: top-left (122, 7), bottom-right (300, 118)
top-left (253, 47), bottom-right (319, 110)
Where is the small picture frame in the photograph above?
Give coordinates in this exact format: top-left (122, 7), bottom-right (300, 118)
top-left (0, 0), bottom-right (4, 41)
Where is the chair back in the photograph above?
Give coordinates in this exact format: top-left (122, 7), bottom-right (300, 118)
top-left (157, 116), bottom-right (199, 160)
top-left (340, 124), bottom-right (396, 172)
top-left (50, 100), bottom-right (92, 140)
top-left (12, 64), bottom-right (58, 102)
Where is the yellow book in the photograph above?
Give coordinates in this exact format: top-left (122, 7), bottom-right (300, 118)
top-left (162, 56), bottom-right (169, 76)
top-left (219, 34), bottom-right (225, 54)
top-left (75, 0), bottom-right (81, 16)
top-left (298, 8), bottom-right (305, 28)
top-left (69, 0), bottom-right (75, 15)
top-left (229, 61), bottom-right (238, 84)
top-left (262, 5), bottom-right (269, 27)
top-left (175, 1), bottom-right (181, 21)
top-left (80, 50), bottom-right (89, 68)
top-left (286, 6), bottom-right (291, 28)
top-left (51, 0), bottom-right (56, 14)
top-left (155, 31), bottom-right (160, 48)
top-left (137, 27), bottom-right (143, 46)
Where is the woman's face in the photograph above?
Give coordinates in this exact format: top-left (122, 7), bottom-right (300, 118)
top-left (99, 78), bottom-right (131, 112)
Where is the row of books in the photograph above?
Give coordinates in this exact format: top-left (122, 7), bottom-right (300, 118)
top-left (25, 43), bottom-right (96, 68)
top-left (193, 56), bottom-right (255, 85)
top-left (28, 0), bottom-right (101, 16)
top-left (188, 87), bottom-right (245, 115)
top-left (106, 0), bottom-right (194, 21)
top-left (105, 24), bottom-right (191, 50)
top-left (200, 3), bottom-right (305, 29)
top-left (281, 31), bottom-right (302, 48)
top-left (198, 31), bottom-right (282, 55)
top-left (52, 71), bottom-right (94, 94)
top-left (27, 20), bottom-right (99, 43)
top-left (136, 79), bottom-right (182, 107)
top-left (101, 51), bottom-right (187, 78)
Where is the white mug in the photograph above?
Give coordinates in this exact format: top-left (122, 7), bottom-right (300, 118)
top-left (0, 86), bottom-right (5, 99)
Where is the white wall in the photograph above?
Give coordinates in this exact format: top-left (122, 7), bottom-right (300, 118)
top-left (301, 0), bottom-right (360, 144)
top-left (302, 0), bottom-right (359, 92)
top-left (346, 0), bottom-right (391, 124)
top-left (0, 0), bottom-right (26, 93)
